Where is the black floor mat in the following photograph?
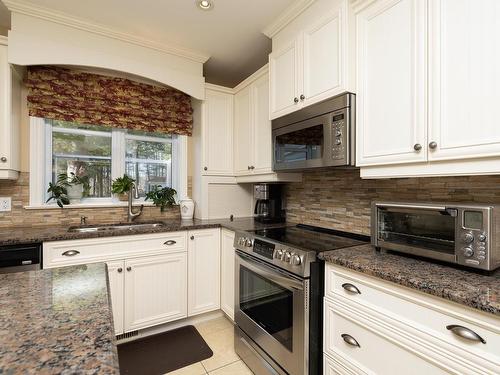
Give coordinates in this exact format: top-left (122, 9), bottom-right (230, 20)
top-left (118, 325), bottom-right (213, 374)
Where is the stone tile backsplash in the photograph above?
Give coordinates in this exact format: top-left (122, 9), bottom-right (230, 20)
top-left (284, 169), bottom-right (500, 236)
top-left (0, 173), bottom-right (180, 228)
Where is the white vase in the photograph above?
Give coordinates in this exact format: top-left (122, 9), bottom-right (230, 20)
top-left (180, 198), bottom-right (195, 220)
top-left (66, 184), bottom-right (83, 204)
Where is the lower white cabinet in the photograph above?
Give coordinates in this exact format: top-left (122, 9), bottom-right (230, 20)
top-left (220, 229), bottom-right (235, 320)
top-left (324, 264), bottom-right (500, 374)
top-left (124, 253), bottom-right (187, 332)
top-left (106, 260), bottom-right (125, 335)
top-left (187, 228), bottom-right (221, 316)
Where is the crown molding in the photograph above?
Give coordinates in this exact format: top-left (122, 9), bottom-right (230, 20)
top-left (3, 0), bottom-right (211, 64)
top-left (233, 63), bottom-right (268, 92)
top-left (205, 83), bottom-right (234, 95)
top-left (262, 0), bottom-right (316, 38)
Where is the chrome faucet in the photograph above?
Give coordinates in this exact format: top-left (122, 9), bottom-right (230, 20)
top-left (128, 183), bottom-right (144, 222)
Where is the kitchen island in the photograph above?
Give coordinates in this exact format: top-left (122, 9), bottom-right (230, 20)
top-left (0, 263), bottom-right (119, 374)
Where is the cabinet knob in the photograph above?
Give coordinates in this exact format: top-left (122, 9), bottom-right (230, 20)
top-left (429, 141), bottom-right (438, 149)
top-left (413, 143), bottom-right (422, 151)
top-left (294, 97), bottom-right (299, 103)
top-left (117, 268), bottom-right (123, 273)
top-left (250, 166), bottom-right (255, 170)
top-left (126, 266), bottom-right (132, 272)
top-left (0, 157), bottom-right (6, 162)
top-left (247, 166), bottom-right (251, 170)
top-left (300, 94), bottom-right (305, 101)
top-left (204, 166), bottom-right (208, 171)
top-left (190, 235), bottom-right (195, 240)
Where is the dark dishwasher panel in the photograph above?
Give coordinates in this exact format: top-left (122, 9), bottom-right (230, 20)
top-left (0, 243), bottom-right (42, 273)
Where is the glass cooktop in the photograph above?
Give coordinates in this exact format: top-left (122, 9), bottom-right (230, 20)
top-left (250, 225), bottom-right (369, 253)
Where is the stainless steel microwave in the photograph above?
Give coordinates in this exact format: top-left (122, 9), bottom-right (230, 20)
top-left (272, 92), bottom-right (355, 171)
top-left (372, 202), bottom-right (500, 271)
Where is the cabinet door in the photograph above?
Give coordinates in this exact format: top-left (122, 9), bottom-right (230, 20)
top-left (269, 39), bottom-right (301, 119)
top-left (429, 0), bottom-right (500, 161)
top-left (220, 229), bottom-right (235, 321)
top-left (356, 0), bottom-right (427, 166)
top-left (202, 89), bottom-right (234, 175)
top-left (252, 74), bottom-right (273, 174)
top-left (234, 85), bottom-right (253, 175)
top-left (303, 2), bottom-right (346, 106)
top-left (106, 260), bottom-right (125, 335)
top-left (188, 228), bottom-right (221, 316)
top-left (124, 253), bottom-right (187, 332)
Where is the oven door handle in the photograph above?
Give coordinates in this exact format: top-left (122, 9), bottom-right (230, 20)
top-left (236, 252), bottom-right (305, 292)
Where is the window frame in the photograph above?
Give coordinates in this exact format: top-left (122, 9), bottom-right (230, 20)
top-left (28, 117), bottom-right (187, 208)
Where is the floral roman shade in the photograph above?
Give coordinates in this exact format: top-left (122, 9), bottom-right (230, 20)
top-left (26, 66), bottom-right (193, 136)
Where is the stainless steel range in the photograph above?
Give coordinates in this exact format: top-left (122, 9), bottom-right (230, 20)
top-left (233, 225), bottom-right (368, 375)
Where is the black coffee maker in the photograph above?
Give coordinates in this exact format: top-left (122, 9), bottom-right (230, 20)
top-left (254, 183), bottom-right (285, 223)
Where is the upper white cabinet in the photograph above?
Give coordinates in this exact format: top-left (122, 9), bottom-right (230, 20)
top-left (0, 37), bottom-right (22, 180)
top-left (269, 0), bottom-right (349, 120)
top-left (357, 0), bottom-right (500, 177)
top-left (220, 229), bottom-right (235, 321)
top-left (428, 0), bottom-right (500, 162)
top-left (234, 84), bottom-right (253, 175)
top-left (356, 0), bottom-right (427, 167)
top-left (187, 228), bottom-right (221, 316)
top-left (201, 86), bottom-right (234, 176)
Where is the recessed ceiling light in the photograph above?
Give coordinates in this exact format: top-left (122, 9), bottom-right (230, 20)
top-left (196, 0), bottom-right (213, 11)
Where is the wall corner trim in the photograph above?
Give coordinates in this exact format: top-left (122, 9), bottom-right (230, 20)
top-left (262, 0), bottom-right (317, 38)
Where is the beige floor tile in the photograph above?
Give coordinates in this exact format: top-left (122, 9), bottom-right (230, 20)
top-left (195, 316), bottom-right (234, 337)
top-left (200, 326), bottom-right (240, 372)
top-left (208, 360), bottom-right (253, 375)
top-left (166, 361), bottom-right (207, 375)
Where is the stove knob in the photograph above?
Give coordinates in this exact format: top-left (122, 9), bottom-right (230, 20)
top-left (238, 238), bottom-right (244, 246)
top-left (463, 247), bottom-right (474, 258)
top-left (291, 254), bottom-right (302, 266)
top-left (275, 249), bottom-right (283, 259)
top-left (283, 251), bottom-right (292, 263)
top-left (462, 232), bottom-right (474, 244)
top-left (245, 238), bottom-right (253, 247)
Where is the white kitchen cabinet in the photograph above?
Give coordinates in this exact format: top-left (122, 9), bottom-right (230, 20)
top-left (124, 253), bottom-right (188, 332)
top-left (201, 85), bottom-right (234, 176)
top-left (355, 0), bottom-right (427, 167)
top-left (0, 37), bottom-right (22, 180)
top-left (428, 0), bottom-right (500, 162)
top-left (269, 0), bottom-right (349, 120)
top-left (188, 228), bottom-right (221, 316)
top-left (106, 260), bottom-right (125, 335)
top-left (220, 229), bottom-right (235, 321)
top-left (234, 84), bottom-right (253, 175)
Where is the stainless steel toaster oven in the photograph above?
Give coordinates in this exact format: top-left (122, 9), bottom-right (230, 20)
top-left (372, 202), bottom-right (500, 271)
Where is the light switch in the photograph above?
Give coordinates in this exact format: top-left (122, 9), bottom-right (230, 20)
top-left (0, 197), bottom-right (12, 212)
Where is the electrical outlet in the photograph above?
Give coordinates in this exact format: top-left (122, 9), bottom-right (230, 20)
top-left (0, 197), bottom-right (12, 212)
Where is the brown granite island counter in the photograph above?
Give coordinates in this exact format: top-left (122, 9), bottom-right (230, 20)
top-left (0, 263), bottom-right (119, 374)
top-left (319, 244), bottom-right (500, 317)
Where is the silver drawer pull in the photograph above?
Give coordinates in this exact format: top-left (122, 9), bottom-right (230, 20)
top-left (164, 240), bottom-right (177, 246)
top-left (342, 283), bottom-right (361, 295)
top-left (62, 250), bottom-right (80, 257)
top-left (446, 325), bottom-right (486, 344)
top-left (341, 334), bottom-right (360, 348)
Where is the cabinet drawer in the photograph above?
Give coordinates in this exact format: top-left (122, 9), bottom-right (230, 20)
top-left (325, 264), bottom-right (500, 368)
top-left (44, 232), bottom-right (187, 268)
top-left (324, 299), bottom-right (449, 375)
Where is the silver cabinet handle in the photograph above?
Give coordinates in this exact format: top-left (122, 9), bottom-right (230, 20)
top-left (164, 240), bottom-right (177, 246)
top-left (190, 235), bottom-right (195, 240)
top-left (294, 97), bottom-right (299, 103)
top-left (247, 166), bottom-right (251, 170)
top-left (446, 325), bottom-right (486, 344)
top-left (342, 283), bottom-right (361, 295)
top-left (117, 268), bottom-right (123, 273)
top-left (126, 266), bottom-right (132, 272)
top-left (300, 94), bottom-right (305, 100)
top-left (62, 250), bottom-right (80, 257)
top-left (341, 334), bottom-right (360, 348)
top-left (414, 143), bottom-right (422, 151)
top-left (429, 141), bottom-right (438, 149)
top-left (0, 157), bottom-right (6, 162)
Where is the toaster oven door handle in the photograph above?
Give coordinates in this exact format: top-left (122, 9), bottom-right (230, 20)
top-left (376, 203), bottom-right (447, 211)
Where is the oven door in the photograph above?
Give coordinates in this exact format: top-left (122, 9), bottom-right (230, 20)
top-left (273, 113), bottom-right (333, 171)
top-left (235, 251), bottom-right (308, 375)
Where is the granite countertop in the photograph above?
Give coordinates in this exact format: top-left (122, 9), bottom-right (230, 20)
top-left (319, 244), bottom-right (500, 317)
top-left (0, 263), bottom-right (119, 374)
top-left (0, 217), bottom-right (288, 247)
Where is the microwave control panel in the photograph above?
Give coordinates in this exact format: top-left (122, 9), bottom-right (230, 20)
top-left (331, 111), bottom-right (347, 161)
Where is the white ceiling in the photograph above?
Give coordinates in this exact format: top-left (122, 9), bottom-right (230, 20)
top-left (0, 0), bottom-right (294, 87)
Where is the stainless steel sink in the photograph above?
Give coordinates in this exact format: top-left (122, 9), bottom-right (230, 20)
top-left (68, 222), bottom-right (165, 233)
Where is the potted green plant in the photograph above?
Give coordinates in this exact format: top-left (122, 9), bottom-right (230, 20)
top-left (58, 172), bottom-right (90, 203)
top-left (145, 185), bottom-right (177, 212)
top-left (112, 174), bottom-right (136, 201)
top-left (46, 181), bottom-right (70, 208)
